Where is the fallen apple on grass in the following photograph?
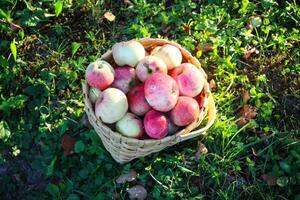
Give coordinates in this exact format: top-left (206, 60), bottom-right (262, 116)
top-left (95, 88), bottom-right (128, 124)
top-left (112, 40), bottom-right (145, 67)
top-left (170, 63), bottom-right (205, 97)
top-left (136, 56), bottom-right (167, 82)
top-left (170, 96), bottom-right (200, 126)
top-left (127, 84), bottom-right (151, 116)
top-left (111, 67), bottom-right (138, 94)
top-left (144, 72), bottom-right (179, 112)
top-left (116, 113), bottom-right (144, 138)
top-left (85, 60), bottom-right (115, 90)
top-left (144, 110), bottom-right (169, 139)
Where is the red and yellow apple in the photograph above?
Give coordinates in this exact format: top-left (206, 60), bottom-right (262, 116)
top-left (170, 63), bottom-right (205, 97)
top-left (136, 56), bottom-right (167, 82)
top-left (170, 96), bottom-right (199, 126)
top-left (85, 60), bottom-right (115, 90)
top-left (111, 67), bottom-right (137, 94)
top-left (127, 84), bottom-right (151, 116)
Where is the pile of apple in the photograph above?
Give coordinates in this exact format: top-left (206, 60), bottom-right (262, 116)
top-left (85, 40), bottom-right (206, 140)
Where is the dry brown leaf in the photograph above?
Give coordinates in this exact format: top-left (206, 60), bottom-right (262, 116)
top-left (162, 24), bottom-right (172, 34)
top-left (243, 46), bottom-right (259, 60)
top-left (202, 44), bottom-right (214, 53)
top-left (104, 11), bottom-right (115, 22)
top-left (242, 90), bottom-right (251, 104)
top-left (10, 22), bottom-right (23, 31)
top-left (251, 148), bottom-right (257, 156)
top-left (237, 117), bottom-right (248, 126)
top-left (112, 192), bottom-right (120, 200)
top-left (237, 105), bottom-right (257, 126)
top-left (61, 134), bottom-right (76, 156)
top-left (209, 79), bottom-right (216, 90)
top-left (195, 142), bottom-right (208, 159)
top-left (242, 105), bottom-right (257, 119)
top-left (183, 24), bottom-right (191, 32)
top-left (123, 0), bottom-right (133, 5)
top-left (261, 174), bottom-right (277, 186)
top-left (116, 170), bottom-right (137, 184)
top-left (127, 185), bottom-right (147, 200)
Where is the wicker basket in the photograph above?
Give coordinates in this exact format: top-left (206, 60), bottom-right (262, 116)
top-left (82, 38), bottom-right (216, 164)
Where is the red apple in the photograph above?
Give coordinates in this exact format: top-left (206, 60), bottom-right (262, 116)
top-left (127, 84), bottom-right (151, 116)
top-left (171, 63), bottom-right (205, 97)
top-left (144, 73), bottom-right (179, 112)
top-left (170, 96), bottom-right (199, 126)
top-left (111, 67), bottom-right (137, 94)
top-left (95, 88), bottom-right (128, 124)
top-left (136, 56), bottom-right (167, 82)
top-left (85, 60), bottom-right (115, 90)
top-left (116, 113), bottom-right (144, 138)
top-left (144, 110), bottom-right (168, 139)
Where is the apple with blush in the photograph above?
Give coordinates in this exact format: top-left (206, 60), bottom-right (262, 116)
top-left (144, 110), bottom-right (169, 139)
top-left (127, 84), bottom-right (151, 116)
top-left (170, 96), bottom-right (199, 126)
top-left (85, 60), bottom-right (115, 90)
top-left (144, 72), bottom-right (179, 112)
top-left (111, 67), bottom-right (138, 94)
top-left (136, 56), bottom-right (167, 82)
top-left (170, 63), bottom-right (205, 97)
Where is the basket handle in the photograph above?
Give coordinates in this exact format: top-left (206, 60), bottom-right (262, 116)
top-left (179, 92), bottom-right (216, 141)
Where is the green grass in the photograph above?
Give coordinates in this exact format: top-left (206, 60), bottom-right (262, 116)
top-left (0, 0), bottom-right (300, 199)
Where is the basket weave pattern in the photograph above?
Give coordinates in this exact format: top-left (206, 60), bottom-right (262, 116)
top-left (83, 38), bottom-right (216, 163)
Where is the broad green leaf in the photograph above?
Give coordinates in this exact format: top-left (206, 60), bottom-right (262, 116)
top-left (279, 161), bottom-right (291, 174)
top-left (0, 95), bottom-right (28, 113)
top-left (239, 0), bottom-right (249, 14)
top-left (0, 121), bottom-right (11, 142)
top-left (23, 0), bottom-right (36, 11)
top-left (67, 194), bottom-right (80, 200)
top-left (0, 8), bottom-right (9, 19)
top-left (19, 30), bottom-right (25, 40)
top-left (10, 40), bottom-right (17, 61)
top-left (277, 176), bottom-right (289, 187)
top-left (47, 156), bottom-right (57, 176)
top-left (47, 183), bottom-right (59, 196)
top-left (71, 42), bottom-right (81, 57)
top-left (75, 141), bottom-right (85, 153)
top-left (55, 0), bottom-right (63, 17)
